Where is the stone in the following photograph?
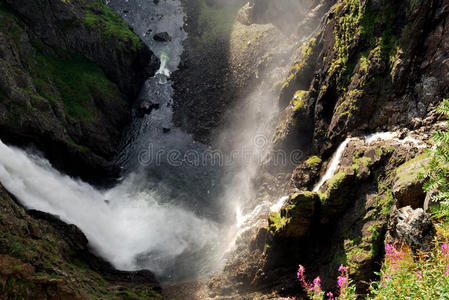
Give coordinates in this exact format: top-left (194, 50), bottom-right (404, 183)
top-left (392, 155), bottom-right (429, 208)
top-left (136, 101), bottom-right (160, 118)
top-left (153, 32), bottom-right (172, 42)
top-left (394, 206), bottom-right (436, 253)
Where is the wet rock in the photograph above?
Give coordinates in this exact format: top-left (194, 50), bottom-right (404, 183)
top-left (0, 1), bottom-right (159, 185)
top-left (291, 155), bottom-right (322, 190)
top-left (249, 228), bottom-right (268, 252)
top-left (136, 101), bottom-right (160, 118)
top-left (394, 206), bottom-right (436, 253)
top-left (154, 32), bottom-right (172, 42)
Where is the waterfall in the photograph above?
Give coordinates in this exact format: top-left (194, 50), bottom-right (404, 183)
top-left (0, 140), bottom-right (221, 279)
top-left (0, 0), bottom-right (322, 285)
top-left (313, 132), bottom-right (427, 192)
top-left (313, 138), bottom-right (351, 192)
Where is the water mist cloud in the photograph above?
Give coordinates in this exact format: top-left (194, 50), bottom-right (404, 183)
top-left (0, 140), bottom-right (220, 281)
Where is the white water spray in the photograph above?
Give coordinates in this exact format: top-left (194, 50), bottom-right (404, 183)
top-left (313, 138), bottom-right (351, 192)
top-left (0, 140), bottom-right (221, 279)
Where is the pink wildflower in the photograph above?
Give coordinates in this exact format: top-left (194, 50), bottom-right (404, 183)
top-left (297, 265), bottom-right (305, 279)
top-left (417, 272), bottom-right (423, 281)
top-left (380, 274), bottom-right (392, 286)
top-left (326, 292), bottom-right (334, 300)
top-left (313, 277), bottom-right (321, 294)
top-left (337, 276), bottom-right (348, 288)
top-left (385, 244), bottom-right (405, 270)
top-left (445, 265), bottom-right (449, 275)
top-left (442, 244), bottom-right (449, 256)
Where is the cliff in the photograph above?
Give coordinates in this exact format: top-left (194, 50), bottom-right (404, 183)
top-left (206, 0), bottom-right (449, 298)
top-left (0, 0), bottom-right (159, 184)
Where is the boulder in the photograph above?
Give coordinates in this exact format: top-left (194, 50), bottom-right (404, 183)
top-left (291, 155), bottom-right (322, 190)
top-left (393, 206), bottom-right (436, 253)
top-left (136, 101), bottom-right (160, 118)
top-left (392, 154), bottom-right (429, 208)
top-left (269, 192), bottom-right (318, 239)
top-left (153, 32), bottom-right (172, 42)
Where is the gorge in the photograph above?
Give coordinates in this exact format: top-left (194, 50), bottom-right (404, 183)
top-left (0, 0), bottom-right (449, 299)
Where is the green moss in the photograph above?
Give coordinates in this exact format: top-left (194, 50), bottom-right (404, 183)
top-left (336, 89), bottom-right (362, 118)
top-left (32, 52), bottom-right (121, 119)
top-left (320, 171), bottom-right (348, 203)
top-left (269, 212), bottom-right (289, 232)
top-left (292, 90), bottom-right (308, 111)
top-left (330, 0), bottom-right (364, 78)
top-left (282, 37), bottom-right (317, 90)
top-left (80, 0), bottom-right (141, 51)
top-left (305, 155), bottom-right (322, 168)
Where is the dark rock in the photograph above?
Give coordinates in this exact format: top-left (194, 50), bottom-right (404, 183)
top-left (291, 155), bottom-right (322, 190)
top-left (269, 192), bottom-right (318, 239)
top-left (136, 101), bottom-right (160, 118)
top-left (26, 209), bottom-right (160, 288)
top-left (0, 1), bottom-right (159, 184)
top-left (249, 228), bottom-right (268, 252)
top-left (153, 32), bottom-right (172, 42)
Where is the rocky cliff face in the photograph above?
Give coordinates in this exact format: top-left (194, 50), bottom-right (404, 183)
top-left (0, 0), bottom-right (158, 184)
top-left (206, 0), bottom-right (449, 298)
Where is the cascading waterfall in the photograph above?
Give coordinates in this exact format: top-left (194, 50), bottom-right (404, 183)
top-left (0, 0), bottom-right (309, 285)
top-left (0, 141), bottom-right (219, 277)
top-left (313, 132), bottom-right (427, 193)
top-left (313, 138), bottom-right (351, 192)
top-left (0, 0), bottom-right (228, 282)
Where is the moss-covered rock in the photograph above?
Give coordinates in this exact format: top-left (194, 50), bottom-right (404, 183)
top-left (392, 153), bottom-right (429, 208)
top-left (269, 192), bottom-right (318, 239)
top-left (0, 2), bottom-right (158, 183)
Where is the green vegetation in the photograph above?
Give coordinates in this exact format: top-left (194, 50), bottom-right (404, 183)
top-left (80, 0), bottom-right (141, 50)
top-left (32, 52), bottom-right (121, 119)
top-left (292, 90), bottom-right (308, 111)
top-left (282, 37), bottom-right (316, 90)
top-left (305, 155), bottom-right (322, 168)
top-left (269, 212), bottom-right (288, 232)
top-left (423, 99), bottom-right (449, 220)
top-left (319, 170), bottom-right (348, 203)
top-left (370, 225), bottom-right (449, 299)
top-left (330, 1), bottom-right (399, 88)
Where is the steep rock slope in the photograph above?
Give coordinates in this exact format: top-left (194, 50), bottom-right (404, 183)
top-left (207, 0), bottom-right (449, 298)
top-left (0, 0), bottom-right (158, 183)
top-left (173, 0), bottom-right (311, 144)
top-left (0, 183), bottom-right (162, 299)
top-left (275, 0), bottom-right (448, 157)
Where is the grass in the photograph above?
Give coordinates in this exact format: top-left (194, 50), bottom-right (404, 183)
top-left (370, 224), bottom-right (449, 299)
